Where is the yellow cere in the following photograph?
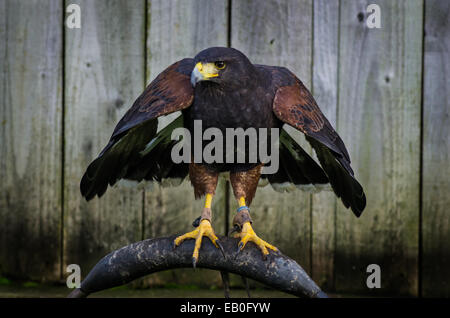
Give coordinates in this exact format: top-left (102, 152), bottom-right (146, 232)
top-left (195, 62), bottom-right (219, 78)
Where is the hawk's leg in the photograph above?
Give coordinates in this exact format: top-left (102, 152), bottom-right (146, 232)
top-left (174, 164), bottom-right (224, 268)
top-left (230, 165), bottom-right (278, 259)
top-left (174, 194), bottom-right (224, 268)
top-left (232, 198), bottom-right (278, 258)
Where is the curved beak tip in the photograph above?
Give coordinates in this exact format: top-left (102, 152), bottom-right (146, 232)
top-left (191, 62), bottom-right (219, 87)
top-left (191, 67), bottom-right (202, 87)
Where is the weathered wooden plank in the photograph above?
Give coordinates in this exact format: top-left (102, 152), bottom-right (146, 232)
top-left (230, 0), bottom-right (313, 271)
top-left (0, 0), bottom-right (63, 281)
top-left (311, 0), bottom-right (339, 291)
top-left (422, 0), bottom-right (450, 298)
top-left (336, 0), bottom-right (422, 295)
top-left (64, 0), bottom-right (145, 275)
top-left (143, 0), bottom-right (228, 286)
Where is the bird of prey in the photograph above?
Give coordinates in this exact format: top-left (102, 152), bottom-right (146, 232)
top-left (80, 47), bottom-right (366, 266)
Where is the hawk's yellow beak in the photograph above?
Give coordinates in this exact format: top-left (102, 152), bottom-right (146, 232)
top-left (191, 62), bottom-right (219, 86)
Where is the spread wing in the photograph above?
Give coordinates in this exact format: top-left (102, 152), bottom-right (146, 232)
top-left (80, 58), bottom-right (195, 200)
top-left (268, 66), bottom-right (366, 216)
top-left (109, 58), bottom-right (194, 141)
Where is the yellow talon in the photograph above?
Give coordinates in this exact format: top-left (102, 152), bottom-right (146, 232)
top-left (174, 219), bottom-right (222, 266)
top-left (234, 222), bottom-right (278, 256)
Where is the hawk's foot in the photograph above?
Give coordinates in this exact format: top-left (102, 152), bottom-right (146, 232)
top-left (174, 219), bottom-right (224, 268)
top-left (234, 221), bottom-right (278, 259)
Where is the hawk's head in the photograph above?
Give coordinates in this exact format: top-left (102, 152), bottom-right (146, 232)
top-left (190, 47), bottom-right (255, 89)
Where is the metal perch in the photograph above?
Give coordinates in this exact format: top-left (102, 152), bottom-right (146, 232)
top-left (67, 235), bottom-right (328, 298)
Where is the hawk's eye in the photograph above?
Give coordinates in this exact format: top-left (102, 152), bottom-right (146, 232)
top-left (214, 61), bottom-right (226, 69)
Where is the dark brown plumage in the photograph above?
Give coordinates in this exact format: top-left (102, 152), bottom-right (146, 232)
top-left (80, 46), bottom-right (367, 265)
top-left (80, 47), bottom-right (366, 223)
top-left (189, 163), bottom-right (219, 199)
top-left (229, 164), bottom-right (264, 207)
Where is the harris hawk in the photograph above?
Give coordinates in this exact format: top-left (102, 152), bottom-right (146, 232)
top-left (80, 47), bottom-right (366, 266)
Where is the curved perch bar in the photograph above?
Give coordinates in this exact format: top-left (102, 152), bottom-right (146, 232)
top-left (67, 235), bottom-right (327, 298)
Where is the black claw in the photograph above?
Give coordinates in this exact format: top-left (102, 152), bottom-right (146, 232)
top-left (192, 257), bottom-right (197, 269)
top-left (235, 242), bottom-right (243, 259)
top-left (228, 224), bottom-right (240, 236)
top-left (216, 240), bottom-right (226, 258)
top-left (192, 216), bottom-right (201, 228)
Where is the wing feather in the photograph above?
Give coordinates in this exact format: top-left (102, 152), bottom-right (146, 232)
top-left (80, 59), bottom-right (194, 200)
top-left (110, 58), bottom-right (194, 140)
top-left (272, 76), bottom-right (351, 172)
top-left (268, 66), bottom-right (366, 216)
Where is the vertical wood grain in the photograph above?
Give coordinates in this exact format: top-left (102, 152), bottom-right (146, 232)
top-left (231, 0), bottom-right (313, 271)
top-left (1, 0), bottom-right (445, 294)
top-left (143, 0), bottom-right (228, 286)
top-left (422, 0), bottom-right (450, 298)
top-left (63, 0), bottom-right (145, 275)
top-left (336, 0), bottom-right (422, 296)
top-left (311, 0), bottom-right (339, 291)
top-left (0, 0), bottom-right (63, 281)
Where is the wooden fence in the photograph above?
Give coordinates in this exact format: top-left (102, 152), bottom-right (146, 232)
top-left (0, 0), bottom-right (448, 297)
